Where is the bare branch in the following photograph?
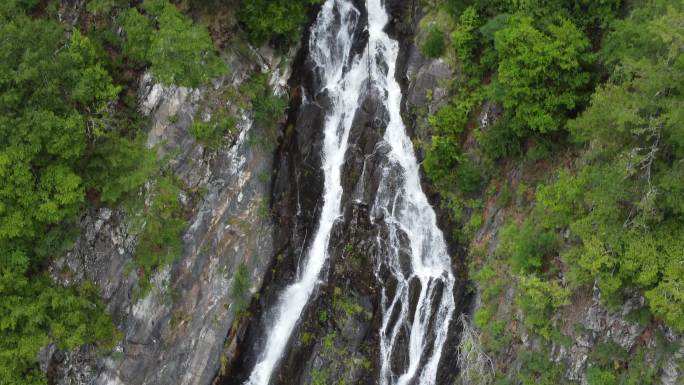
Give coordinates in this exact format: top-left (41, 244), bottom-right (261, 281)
top-left (456, 314), bottom-right (495, 385)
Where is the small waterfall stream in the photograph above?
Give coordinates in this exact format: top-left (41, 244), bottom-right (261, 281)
top-left (244, 1), bottom-right (456, 384)
top-left (365, 0), bottom-right (455, 383)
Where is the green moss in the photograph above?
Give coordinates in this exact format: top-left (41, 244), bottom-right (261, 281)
top-left (301, 332), bottom-right (314, 345)
top-left (310, 368), bottom-right (329, 385)
top-left (333, 288), bottom-right (364, 318)
top-left (323, 331), bottom-right (336, 353)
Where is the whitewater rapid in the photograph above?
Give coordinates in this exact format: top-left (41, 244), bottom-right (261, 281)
top-left (245, 1), bottom-right (455, 384)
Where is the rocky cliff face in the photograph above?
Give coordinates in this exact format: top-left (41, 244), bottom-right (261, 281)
top-left (45, 39), bottom-right (297, 385)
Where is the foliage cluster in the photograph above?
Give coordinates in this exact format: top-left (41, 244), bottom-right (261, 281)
top-left (534, 2), bottom-right (684, 329)
top-left (421, 25), bottom-right (447, 58)
top-left (428, 0), bottom-right (684, 335)
top-left (191, 111), bottom-right (237, 149)
top-left (516, 350), bottom-right (564, 385)
top-left (471, 264), bottom-right (510, 353)
top-left (242, 73), bottom-right (288, 128)
top-left (0, 2), bottom-right (133, 383)
top-left (237, 0), bottom-right (322, 46)
top-left (231, 262), bottom-right (251, 316)
top-left (130, 176), bottom-right (187, 295)
top-left (426, 0), bottom-right (684, 383)
top-left (118, 0), bottom-right (228, 87)
top-left (1, 0), bottom-right (233, 381)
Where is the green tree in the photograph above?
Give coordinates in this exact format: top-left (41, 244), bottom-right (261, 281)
top-left (119, 8), bottom-right (153, 63)
top-left (0, 5), bottom-right (121, 383)
top-left (534, 3), bottom-right (684, 328)
top-left (83, 134), bottom-right (158, 203)
top-left (517, 275), bottom-right (570, 339)
top-left (119, 0), bottom-right (228, 87)
top-left (0, 272), bottom-right (119, 385)
top-left (0, 9), bottom-right (119, 243)
top-left (500, 219), bottom-right (558, 274)
top-left (237, 0), bottom-right (322, 46)
top-left (452, 6), bottom-right (480, 68)
top-left (148, 2), bottom-right (227, 87)
top-left (493, 15), bottom-right (592, 134)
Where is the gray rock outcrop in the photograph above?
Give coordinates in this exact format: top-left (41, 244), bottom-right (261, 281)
top-left (46, 43), bottom-right (296, 385)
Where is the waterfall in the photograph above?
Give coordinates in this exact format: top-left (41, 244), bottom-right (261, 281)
top-left (365, 0), bottom-right (456, 383)
top-left (245, 2), bottom-right (364, 384)
top-left (244, 1), bottom-right (455, 384)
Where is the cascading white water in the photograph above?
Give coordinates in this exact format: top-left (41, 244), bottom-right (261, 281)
top-left (245, 1), bottom-right (364, 384)
top-left (245, 1), bottom-right (455, 384)
top-left (365, 0), bottom-right (456, 383)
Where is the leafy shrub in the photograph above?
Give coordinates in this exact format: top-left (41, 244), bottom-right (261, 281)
top-left (477, 13), bottom-right (509, 70)
top-left (622, 348), bottom-right (659, 385)
top-left (0, 275), bottom-right (119, 385)
top-left (238, 0), bottom-right (322, 46)
top-left (516, 275), bottom-right (569, 339)
top-left (423, 101), bottom-right (483, 196)
top-left (310, 368), bottom-right (329, 385)
top-left (472, 264), bottom-right (511, 353)
top-left (452, 6), bottom-right (480, 69)
top-left (119, 8), bottom-right (153, 62)
top-left (243, 73), bottom-right (288, 127)
top-left (589, 342), bottom-right (628, 369)
top-left (191, 111), bottom-right (237, 149)
top-left (134, 176), bottom-right (187, 293)
top-left (518, 351), bottom-right (564, 385)
top-left (535, 170), bottom-right (585, 229)
top-left (422, 25), bottom-right (446, 58)
top-left (231, 263), bottom-right (251, 315)
top-left (500, 219), bottom-right (558, 274)
top-left (586, 367), bottom-right (618, 385)
top-left (475, 121), bottom-right (522, 160)
top-left (86, 0), bottom-right (127, 14)
top-left (84, 134), bottom-right (158, 203)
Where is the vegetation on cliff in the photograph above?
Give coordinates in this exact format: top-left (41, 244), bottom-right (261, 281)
top-left (237, 0), bottom-right (322, 46)
top-left (0, 0), bottom-right (239, 382)
top-left (422, 0), bottom-right (684, 383)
